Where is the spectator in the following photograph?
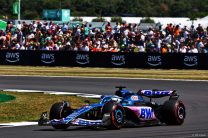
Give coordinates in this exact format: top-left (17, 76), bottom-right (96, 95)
top-left (188, 44), bottom-right (198, 53)
top-left (196, 24), bottom-right (204, 35)
top-left (174, 25), bottom-right (180, 38)
top-left (0, 20), bottom-right (207, 53)
top-left (16, 21), bottom-right (22, 31)
top-left (179, 45), bottom-right (187, 53)
top-left (113, 22), bottom-right (121, 40)
top-left (196, 39), bottom-right (204, 53)
top-left (105, 22), bottom-right (112, 34)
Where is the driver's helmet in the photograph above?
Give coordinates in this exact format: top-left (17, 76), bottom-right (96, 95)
top-left (115, 90), bottom-right (122, 97)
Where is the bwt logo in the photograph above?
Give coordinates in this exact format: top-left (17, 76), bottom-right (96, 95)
top-left (76, 54), bottom-right (89, 65)
top-left (111, 55), bottom-right (125, 66)
top-left (147, 56), bottom-right (161, 66)
top-left (184, 56), bottom-right (198, 67)
top-left (41, 53), bottom-right (55, 64)
top-left (142, 90), bottom-right (171, 96)
top-left (140, 108), bottom-right (154, 119)
top-left (6, 52), bottom-right (20, 63)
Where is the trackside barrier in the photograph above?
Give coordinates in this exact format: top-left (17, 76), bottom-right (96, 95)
top-left (0, 50), bottom-right (207, 69)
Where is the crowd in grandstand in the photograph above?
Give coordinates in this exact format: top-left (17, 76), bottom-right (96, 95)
top-left (0, 20), bottom-right (208, 53)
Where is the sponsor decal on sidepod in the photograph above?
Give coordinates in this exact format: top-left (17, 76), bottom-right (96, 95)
top-left (127, 106), bottom-right (155, 120)
top-left (140, 107), bottom-right (154, 119)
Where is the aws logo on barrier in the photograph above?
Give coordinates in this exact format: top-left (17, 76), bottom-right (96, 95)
top-left (184, 56), bottom-right (198, 67)
top-left (6, 52), bottom-right (20, 63)
top-left (111, 55), bottom-right (125, 66)
top-left (76, 54), bottom-right (90, 65)
top-left (41, 53), bottom-right (55, 64)
top-left (147, 56), bottom-right (161, 66)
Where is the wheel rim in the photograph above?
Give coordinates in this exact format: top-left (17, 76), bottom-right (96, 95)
top-left (178, 106), bottom-right (185, 119)
top-left (114, 109), bottom-right (123, 124)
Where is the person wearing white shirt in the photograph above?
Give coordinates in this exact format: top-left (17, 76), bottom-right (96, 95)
top-left (41, 45), bottom-right (49, 51)
top-left (196, 40), bottom-right (204, 53)
top-left (155, 38), bottom-right (162, 52)
top-left (80, 43), bottom-right (89, 51)
top-left (15, 43), bottom-right (21, 50)
top-left (20, 45), bottom-right (26, 50)
top-left (114, 22), bottom-right (121, 34)
top-left (188, 45), bottom-right (198, 53)
top-left (16, 21), bottom-right (22, 30)
top-left (75, 26), bottom-right (81, 37)
top-left (179, 46), bottom-right (187, 53)
top-left (124, 28), bottom-right (129, 37)
top-left (32, 21), bottom-right (37, 33)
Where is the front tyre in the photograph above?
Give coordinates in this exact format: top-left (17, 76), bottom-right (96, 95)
top-left (102, 101), bottom-right (125, 129)
top-left (49, 102), bottom-right (72, 129)
top-left (162, 100), bottom-right (185, 125)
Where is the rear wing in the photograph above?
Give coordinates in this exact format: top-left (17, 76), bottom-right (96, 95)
top-left (138, 90), bottom-right (179, 100)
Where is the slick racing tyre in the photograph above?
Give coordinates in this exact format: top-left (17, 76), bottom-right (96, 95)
top-left (162, 100), bottom-right (185, 125)
top-left (49, 101), bottom-right (72, 129)
top-left (102, 101), bottom-right (125, 129)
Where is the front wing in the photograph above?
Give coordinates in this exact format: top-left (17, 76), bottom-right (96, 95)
top-left (39, 113), bottom-right (109, 127)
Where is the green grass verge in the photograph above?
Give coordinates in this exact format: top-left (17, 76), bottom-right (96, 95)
top-left (0, 66), bottom-right (208, 80)
top-left (0, 91), bottom-right (98, 123)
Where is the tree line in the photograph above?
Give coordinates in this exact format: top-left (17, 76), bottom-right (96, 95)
top-left (0, 0), bottom-right (208, 20)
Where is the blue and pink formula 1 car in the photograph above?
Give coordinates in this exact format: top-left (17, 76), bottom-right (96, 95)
top-left (38, 86), bottom-right (186, 129)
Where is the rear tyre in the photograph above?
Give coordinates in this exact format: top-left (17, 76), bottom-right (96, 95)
top-left (102, 101), bottom-right (125, 129)
top-left (49, 102), bottom-right (72, 129)
top-left (162, 100), bottom-right (185, 125)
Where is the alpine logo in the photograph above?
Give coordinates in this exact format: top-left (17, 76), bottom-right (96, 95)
top-left (41, 53), bottom-right (55, 64)
top-left (111, 55), bottom-right (125, 66)
top-left (76, 54), bottom-right (89, 65)
top-left (184, 56), bottom-right (198, 67)
top-left (147, 56), bottom-right (161, 66)
top-left (6, 52), bottom-right (20, 63)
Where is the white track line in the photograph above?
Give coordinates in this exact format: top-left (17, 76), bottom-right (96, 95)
top-left (77, 94), bottom-right (102, 98)
top-left (2, 89), bottom-right (102, 98)
top-left (0, 122), bottom-right (38, 128)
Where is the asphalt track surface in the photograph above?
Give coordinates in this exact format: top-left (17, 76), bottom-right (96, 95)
top-left (0, 76), bottom-right (208, 138)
